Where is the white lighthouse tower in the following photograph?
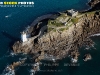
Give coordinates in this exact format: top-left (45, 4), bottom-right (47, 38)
top-left (21, 31), bottom-right (27, 42)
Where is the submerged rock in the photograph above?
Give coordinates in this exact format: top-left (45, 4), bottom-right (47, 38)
top-left (1, 65), bottom-right (15, 75)
top-left (29, 62), bottom-right (41, 75)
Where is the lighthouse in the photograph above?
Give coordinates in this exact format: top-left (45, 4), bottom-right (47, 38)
top-left (21, 31), bottom-right (27, 42)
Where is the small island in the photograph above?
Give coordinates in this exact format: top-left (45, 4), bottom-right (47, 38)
top-left (83, 54), bottom-right (92, 61)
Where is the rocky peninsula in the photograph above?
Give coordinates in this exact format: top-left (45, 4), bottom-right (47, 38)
top-left (3, 0), bottom-right (99, 74)
top-left (12, 9), bottom-right (100, 62)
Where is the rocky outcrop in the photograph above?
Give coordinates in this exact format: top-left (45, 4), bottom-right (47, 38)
top-left (12, 11), bottom-right (100, 61)
top-left (83, 54), bottom-right (92, 61)
top-left (9, 1), bottom-right (100, 75)
top-left (88, 0), bottom-right (100, 11)
top-left (12, 0), bottom-right (100, 62)
top-left (89, 0), bottom-right (100, 7)
top-left (1, 59), bottom-right (26, 75)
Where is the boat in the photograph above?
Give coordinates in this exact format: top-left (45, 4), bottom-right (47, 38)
top-left (5, 16), bottom-right (9, 18)
top-left (5, 14), bottom-right (11, 18)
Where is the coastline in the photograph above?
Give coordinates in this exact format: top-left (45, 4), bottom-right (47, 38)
top-left (13, 0), bottom-right (100, 63)
top-left (13, 4), bottom-right (99, 61)
top-left (80, 0), bottom-right (100, 12)
top-left (2, 0), bottom-right (100, 75)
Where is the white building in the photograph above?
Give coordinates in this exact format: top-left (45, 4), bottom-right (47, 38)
top-left (21, 31), bottom-right (28, 42)
top-left (67, 9), bottom-right (78, 17)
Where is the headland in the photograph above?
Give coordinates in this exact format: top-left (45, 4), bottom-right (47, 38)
top-left (2, 0), bottom-right (100, 75)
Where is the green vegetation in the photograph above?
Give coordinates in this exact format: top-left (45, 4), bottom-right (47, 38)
top-left (47, 10), bottom-right (100, 32)
top-left (53, 29), bottom-right (56, 32)
top-left (48, 20), bottom-right (64, 27)
top-left (48, 27), bottom-right (54, 32)
top-left (71, 18), bottom-right (78, 24)
top-left (47, 12), bottom-right (82, 32)
top-left (48, 13), bottom-right (70, 27)
top-left (59, 28), bottom-right (66, 31)
top-left (65, 22), bottom-right (73, 30)
top-left (84, 11), bottom-right (96, 14)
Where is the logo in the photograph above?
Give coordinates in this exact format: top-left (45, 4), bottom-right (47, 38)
top-left (0, 1), bottom-right (34, 7)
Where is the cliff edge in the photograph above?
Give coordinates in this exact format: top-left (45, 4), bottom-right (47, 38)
top-left (12, 0), bottom-right (100, 62)
top-left (12, 10), bottom-right (100, 62)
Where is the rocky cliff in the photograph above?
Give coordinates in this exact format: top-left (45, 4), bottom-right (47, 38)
top-left (89, 0), bottom-right (100, 7)
top-left (12, 0), bottom-right (100, 62)
top-left (12, 10), bottom-right (100, 61)
top-left (88, 0), bottom-right (100, 11)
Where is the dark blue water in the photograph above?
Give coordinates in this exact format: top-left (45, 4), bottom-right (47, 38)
top-left (0, 0), bottom-right (100, 75)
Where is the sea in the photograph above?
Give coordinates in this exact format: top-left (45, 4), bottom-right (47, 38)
top-left (0, 0), bottom-right (100, 75)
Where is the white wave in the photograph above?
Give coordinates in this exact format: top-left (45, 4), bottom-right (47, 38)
top-left (90, 33), bottom-right (100, 37)
top-left (1, 65), bottom-right (15, 75)
top-left (5, 14), bottom-right (12, 18)
top-left (5, 11), bottom-right (19, 18)
top-left (0, 50), bottom-right (14, 60)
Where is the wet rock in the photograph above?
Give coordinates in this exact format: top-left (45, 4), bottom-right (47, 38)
top-left (83, 54), bottom-right (92, 61)
top-left (70, 50), bottom-right (80, 63)
top-left (89, 0), bottom-right (100, 7)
